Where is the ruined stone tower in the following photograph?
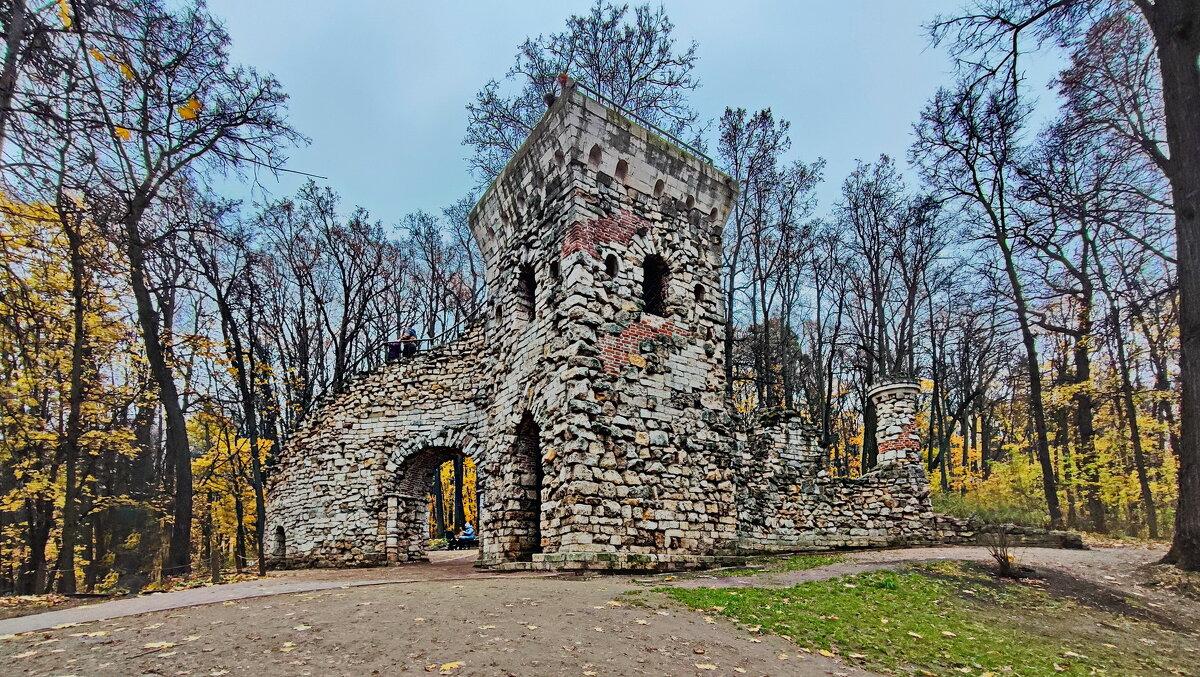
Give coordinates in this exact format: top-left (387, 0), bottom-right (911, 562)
top-left (266, 84), bottom-right (972, 572)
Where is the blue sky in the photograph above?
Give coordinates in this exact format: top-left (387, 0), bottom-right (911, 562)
top-left (205, 0), bottom-right (1061, 226)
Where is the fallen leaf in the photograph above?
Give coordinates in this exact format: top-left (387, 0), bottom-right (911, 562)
top-left (53, 622), bottom-right (80, 629)
top-left (293, 624), bottom-right (312, 631)
top-left (695, 664), bottom-right (717, 670)
top-left (13, 650), bottom-right (38, 659)
top-left (733, 669), bottom-right (747, 674)
top-left (439, 661), bottom-right (462, 672)
top-left (942, 631), bottom-right (957, 638)
top-left (908, 631), bottom-right (924, 639)
top-left (479, 625), bottom-right (496, 630)
top-left (702, 616), bottom-right (717, 624)
top-left (142, 641), bottom-right (175, 649)
top-left (183, 635), bottom-right (201, 642)
top-left (144, 623), bottom-right (163, 629)
top-left (634, 619), bottom-right (649, 625)
top-left (526, 625), bottom-right (538, 630)
top-left (819, 649), bottom-right (836, 658)
top-left (279, 642), bottom-right (296, 652)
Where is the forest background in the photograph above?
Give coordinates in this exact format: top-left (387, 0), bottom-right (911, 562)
top-left (0, 0), bottom-right (1196, 595)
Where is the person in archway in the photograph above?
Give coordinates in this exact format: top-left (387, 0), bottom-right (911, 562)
top-left (459, 522), bottom-right (476, 548)
top-left (400, 326), bottom-right (419, 358)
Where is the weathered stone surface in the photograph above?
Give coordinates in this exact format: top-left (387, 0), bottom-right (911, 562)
top-left (266, 85), bottom-right (1067, 572)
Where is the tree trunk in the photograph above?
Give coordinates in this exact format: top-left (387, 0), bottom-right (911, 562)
top-left (57, 219), bottom-right (87, 594)
top-left (997, 234), bottom-right (1063, 527)
top-left (453, 456), bottom-right (465, 530)
top-left (123, 210), bottom-right (192, 577)
top-left (0, 0), bottom-right (27, 158)
top-left (1143, 0), bottom-right (1200, 570)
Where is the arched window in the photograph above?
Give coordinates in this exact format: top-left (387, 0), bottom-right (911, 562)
top-left (604, 253), bottom-right (619, 278)
top-left (517, 264), bottom-right (536, 322)
top-left (615, 159), bottom-right (629, 183)
top-left (694, 283), bottom-right (705, 303)
top-left (642, 255), bottom-right (669, 317)
top-left (274, 526), bottom-right (286, 558)
top-left (653, 179), bottom-right (665, 199)
top-left (588, 144), bottom-right (603, 170)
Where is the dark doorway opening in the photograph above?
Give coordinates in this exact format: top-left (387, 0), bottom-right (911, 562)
top-left (513, 412), bottom-right (543, 560)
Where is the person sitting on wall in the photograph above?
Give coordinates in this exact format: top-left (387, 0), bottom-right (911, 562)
top-left (401, 326), bottom-right (419, 358)
top-left (385, 340), bottom-right (403, 362)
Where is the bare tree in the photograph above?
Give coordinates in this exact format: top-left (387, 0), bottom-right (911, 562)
top-left (464, 0), bottom-right (700, 183)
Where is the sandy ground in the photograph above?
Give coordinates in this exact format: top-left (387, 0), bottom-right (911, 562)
top-left (0, 544), bottom-right (1191, 677)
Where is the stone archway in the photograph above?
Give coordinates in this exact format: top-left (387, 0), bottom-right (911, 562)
top-left (383, 428), bottom-right (487, 564)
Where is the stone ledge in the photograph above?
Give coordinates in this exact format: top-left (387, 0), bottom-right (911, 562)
top-left (487, 551), bottom-right (746, 572)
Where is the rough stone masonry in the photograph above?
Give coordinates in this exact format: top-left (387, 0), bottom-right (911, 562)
top-left (265, 84), bottom-right (1077, 571)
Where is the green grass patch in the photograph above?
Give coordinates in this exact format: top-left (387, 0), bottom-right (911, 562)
top-left (706, 553), bottom-right (845, 578)
top-left (663, 561), bottom-right (1194, 676)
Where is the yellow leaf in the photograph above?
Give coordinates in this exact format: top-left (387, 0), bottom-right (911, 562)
top-left (439, 661), bottom-right (462, 672)
top-left (142, 641), bottom-right (175, 649)
top-left (114, 126), bottom-right (131, 141)
top-left (88, 49), bottom-right (107, 62)
top-left (57, 0), bottom-right (72, 29)
top-left (119, 63), bottom-right (135, 80)
top-left (177, 98), bottom-right (201, 120)
top-left (818, 649), bottom-right (835, 658)
top-left (279, 642), bottom-right (296, 652)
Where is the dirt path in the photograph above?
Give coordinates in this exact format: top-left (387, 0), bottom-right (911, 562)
top-left (0, 571), bottom-right (874, 676)
top-left (1, 545), bottom-right (1189, 677)
top-left (0, 550), bottom-right (555, 636)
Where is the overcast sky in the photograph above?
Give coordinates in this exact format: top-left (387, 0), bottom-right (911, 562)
top-left (204, 0), bottom-right (1060, 227)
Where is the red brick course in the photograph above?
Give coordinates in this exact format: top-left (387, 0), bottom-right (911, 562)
top-left (562, 210), bottom-right (647, 259)
top-left (599, 317), bottom-right (688, 374)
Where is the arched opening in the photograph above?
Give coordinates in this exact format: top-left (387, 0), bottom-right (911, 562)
top-left (389, 445), bottom-right (481, 563)
top-left (615, 158), bottom-right (629, 183)
top-left (604, 253), bottom-right (619, 278)
top-left (427, 454), bottom-right (479, 548)
top-left (694, 283), bottom-right (705, 303)
top-left (554, 148), bottom-right (566, 168)
top-left (549, 260), bottom-right (560, 281)
top-left (685, 194), bottom-right (695, 210)
top-left (653, 178), bottom-right (665, 198)
top-left (273, 526), bottom-right (286, 558)
top-left (587, 143), bottom-right (603, 170)
top-left (509, 412), bottom-right (543, 560)
top-left (642, 255), bottom-right (670, 317)
top-left (517, 263), bottom-right (536, 322)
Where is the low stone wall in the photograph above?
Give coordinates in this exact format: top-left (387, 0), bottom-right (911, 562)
top-left (734, 406), bottom-right (939, 554)
top-left (934, 515), bottom-right (1085, 549)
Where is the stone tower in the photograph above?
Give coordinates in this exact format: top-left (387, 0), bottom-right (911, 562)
top-left (467, 82), bottom-right (739, 567)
